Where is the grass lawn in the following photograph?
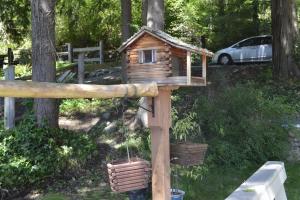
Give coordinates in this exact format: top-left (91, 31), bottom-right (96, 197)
top-left (40, 162), bottom-right (300, 200)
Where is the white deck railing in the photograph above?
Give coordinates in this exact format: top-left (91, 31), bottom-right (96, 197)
top-left (225, 161), bottom-right (287, 200)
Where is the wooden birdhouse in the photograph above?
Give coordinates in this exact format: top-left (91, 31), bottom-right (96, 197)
top-left (118, 26), bottom-right (214, 86)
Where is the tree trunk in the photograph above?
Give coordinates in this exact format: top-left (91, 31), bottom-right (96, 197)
top-left (253, 0), bottom-right (259, 35)
top-left (271, 0), bottom-right (300, 80)
top-left (142, 0), bottom-right (148, 26)
top-left (31, 0), bottom-right (58, 128)
top-left (147, 0), bottom-right (164, 30)
top-left (121, 0), bottom-right (132, 82)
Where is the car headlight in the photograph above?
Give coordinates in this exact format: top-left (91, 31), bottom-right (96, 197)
top-left (212, 52), bottom-right (221, 62)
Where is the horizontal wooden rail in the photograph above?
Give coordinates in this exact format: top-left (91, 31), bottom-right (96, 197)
top-left (0, 81), bottom-right (158, 99)
top-left (74, 58), bottom-right (101, 62)
top-left (73, 46), bottom-right (101, 53)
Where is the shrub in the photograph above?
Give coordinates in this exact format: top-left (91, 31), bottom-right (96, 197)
top-left (195, 84), bottom-right (295, 166)
top-left (0, 115), bottom-right (95, 191)
top-left (172, 83), bottom-right (296, 167)
top-left (60, 98), bottom-right (113, 116)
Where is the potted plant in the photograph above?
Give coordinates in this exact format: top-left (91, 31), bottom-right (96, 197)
top-left (170, 109), bottom-right (208, 166)
top-left (171, 167), bottom-right (185, 200)
top-left (171, 189), bottom-right (185, 200)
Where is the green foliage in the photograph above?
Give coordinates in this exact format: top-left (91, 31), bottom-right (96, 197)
top-left (172, 109), bottom-right (203, 142)
top-left (56, 0), bottom-right (121, 48)
top-left (195, 84), bottom-right (294, 166)
top-left (0, 0), bottom-right (30, 43)
top-left (0, 115), bottom-right (95, 190)
top-left (59, 98), bottom-right (113, 116)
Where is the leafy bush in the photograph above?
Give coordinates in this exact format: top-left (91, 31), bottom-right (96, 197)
top-left (60, 98), bottom-right (113, 116)
top-left (194, 84), bottom-right (295, 166)
top-left (172, 83), bottom-right (295, 167)
top-left (0, 115), bottom-right (95, 190)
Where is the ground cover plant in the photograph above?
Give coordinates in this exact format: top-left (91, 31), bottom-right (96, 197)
top-left (0, 114), bottom-right (95, 198)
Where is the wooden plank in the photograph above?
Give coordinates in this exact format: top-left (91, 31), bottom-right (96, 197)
top-left (110, 170), bottom-right (150, 179)
top-left (74, 57), bottom-right (101, 62)
top-left (129, 33), bottom-right (165, 49)
top-left (127, 70), bottom-right (172, 74)
top-left (187, 51), bottom-right (191, 84)
top-left (99, 41), bottom-right (103, 64)
top-left (127, 66), bottom-right (171, 71)
top-left (73, 46), bottom-right (101, 53)
top-left (107, 160), bottom-right (149, 170)
top-left (57, 52), bottom-right (69, 56)
top-left (148, 89), bottom-right (172, 200)
top-left (111, 175), bottom-right (149, 184)
top-left (129, 75), bottom-right (170, 80)
top-left (171, 47), bottom-right (187, 58)
top-left (57, 70), bottom-right (72, 83)
top-left (4, 65), bottom-right (15, 129)
top-left (202, 54), bottom-right (207, 84)
top-left (129, 47), bottom-right (166, 52)
top-left (0, 81), bottom-right (158, 99)
top-left (127, 71), bottom-right (172, 76)
top-left (128, 62), bottom-right (170, 67)
top-left (191, 77), bottom-right (205, 84)
top-left (78, 53), bottom-right (85, 84)
top-left (67, 43), bottom-right (73, 62)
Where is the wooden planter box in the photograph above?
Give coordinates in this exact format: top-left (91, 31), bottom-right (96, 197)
top-left (107, 158), bottom-right (151, 193)
top-left (170, 143), bottom-right (208, 166)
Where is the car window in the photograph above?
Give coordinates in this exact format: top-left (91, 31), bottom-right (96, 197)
top-left (239, 38), bottom-right (256, 47)
top-left (261, 36), bottom-right (272, 45)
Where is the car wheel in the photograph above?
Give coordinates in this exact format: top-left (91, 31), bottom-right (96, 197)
top-left (218, 54), bottom-right (232, 65)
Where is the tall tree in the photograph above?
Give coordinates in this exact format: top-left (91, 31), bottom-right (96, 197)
top-left (252, 0), bottom-right (259, 35)
top-left (31, 0), bottom-right (58, 127)
top-left (121, 0), bottom-right (132, 82)
top-left (271, 0), bottom-right (300, 79)
top-left (147, 0), bottom-right (164, 30)
top-left (142, 0), bottom-right (148, 26)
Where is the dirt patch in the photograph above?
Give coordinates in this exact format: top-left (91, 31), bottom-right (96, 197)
top-left (59, 116), bottom-right (101, 133)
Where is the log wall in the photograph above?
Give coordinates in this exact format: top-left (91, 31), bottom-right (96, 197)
top-left (127, 33), bottom-right (173, 83)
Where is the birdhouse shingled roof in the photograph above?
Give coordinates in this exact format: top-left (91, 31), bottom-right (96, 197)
top-left (118, 26), bottom-right (214, 57)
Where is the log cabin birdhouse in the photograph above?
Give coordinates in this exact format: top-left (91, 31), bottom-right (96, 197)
top-left (118, 26), bottom-right (214, 86)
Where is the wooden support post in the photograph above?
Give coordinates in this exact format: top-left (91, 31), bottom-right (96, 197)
top-left (187, 51), bottom-right (191, 84)
top-left (202, 53), bottom-right (207, 84)
top-left (99, 41), bottom-right (103, 64)
top-left (148, 88), bottom-right (172, 200)
top-left (67, 43), bottom-right (73, 63)
top-left (78, 52), bottom-right (85, 84)
top-left (4, 65), bottom-right (15, 129)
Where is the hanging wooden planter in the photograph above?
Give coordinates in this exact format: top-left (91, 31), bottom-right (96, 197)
top-left (107, 157), bottom-right (151, 193)
top-left (170, 143), bottom-right (208, 166)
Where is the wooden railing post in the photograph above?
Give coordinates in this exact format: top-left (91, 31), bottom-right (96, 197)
top-left (99, 41), bottom-right (103, 64)
top-left (202, 53), bottom-right (207, 84)
top-left (67, 43), bottom-right (73, 63)
top-left (78, 53), bottom-right (85, 84)
top-left (4, 49), bottom-right (15, 129)
top-left (187, 51), bottom-right (191, 85)
top-left (148, 88), bottom-right (172, 200)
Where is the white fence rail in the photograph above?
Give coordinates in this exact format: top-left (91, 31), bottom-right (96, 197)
top-left (225, 161), bottom-right (287, 200)
top-left (57, 41), bottom-right (103, 64)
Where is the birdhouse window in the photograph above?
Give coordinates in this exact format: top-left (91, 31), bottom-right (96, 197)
top-left (138, 49), bottom-right (156, 63)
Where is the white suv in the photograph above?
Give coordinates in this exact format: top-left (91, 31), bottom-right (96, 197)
top-left (212, 35), bottom-right (272, 65)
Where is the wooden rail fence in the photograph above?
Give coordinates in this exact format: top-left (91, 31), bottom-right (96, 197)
top-left (57, 41), bottom-right (103, 64)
